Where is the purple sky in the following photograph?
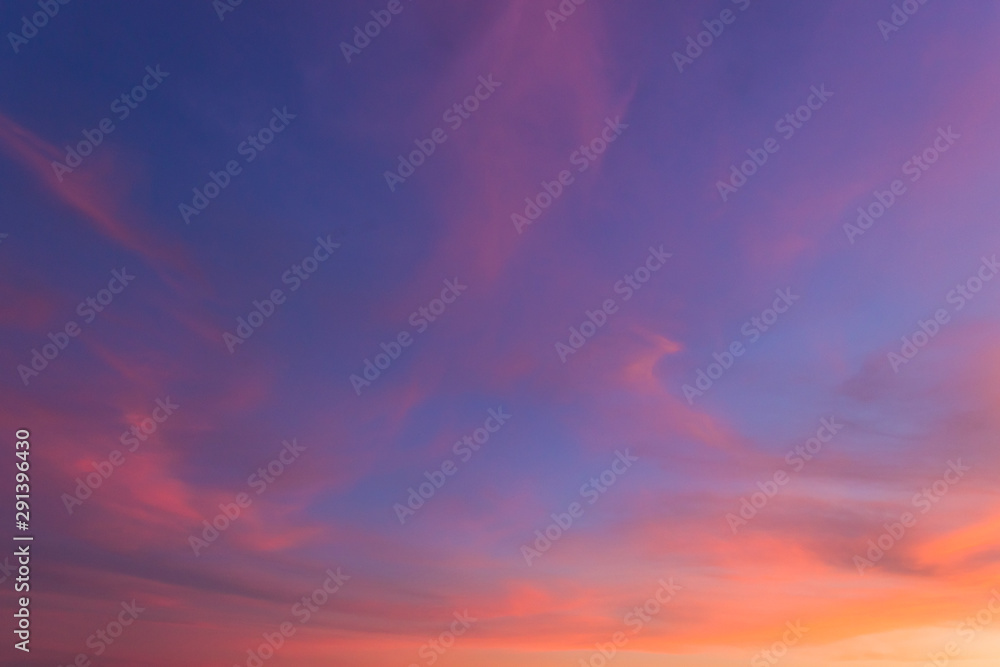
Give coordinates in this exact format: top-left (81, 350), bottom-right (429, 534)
top-left (2, 1), bottom-right (1000, 665)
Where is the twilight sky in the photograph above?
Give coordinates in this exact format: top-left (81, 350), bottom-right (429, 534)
top-left (2, 1), bottom-right (1000, 666)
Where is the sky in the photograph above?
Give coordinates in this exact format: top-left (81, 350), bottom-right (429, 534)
top-left (2, 1), bottom-right (1000, 665)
